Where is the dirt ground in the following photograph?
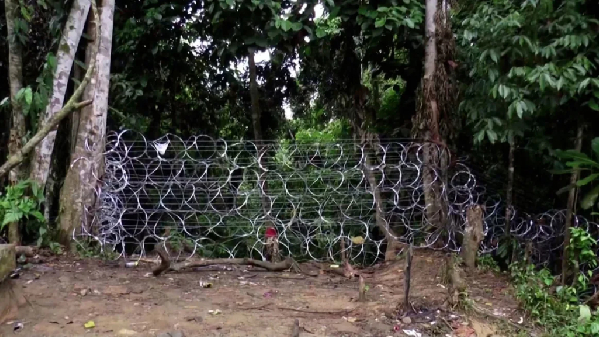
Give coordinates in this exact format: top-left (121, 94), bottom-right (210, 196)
top-left (1, 250), bottom-right (533, 337)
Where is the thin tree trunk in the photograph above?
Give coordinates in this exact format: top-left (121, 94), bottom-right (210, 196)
top-left (58, 0), bottom-right (114, 246)
top-left (504, 136), bottom-right (515, 264)
top-left (0, 2), bottom-right (99, 181)
top-left (30, 0), bottom-right (90, 189)
top-left (412, 0), bottom-right (445, 230)
top-left (248, 49), bottom-right (273, 225)
top-left (5, 0), bottom-right (27, 244)
top-left (561, 124), bottom-right (584, 284)
top-left (504, 136), bottom-right (515, 235)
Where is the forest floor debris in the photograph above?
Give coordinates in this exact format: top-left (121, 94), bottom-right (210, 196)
top-left (1, 249), bottom-right (533, 336)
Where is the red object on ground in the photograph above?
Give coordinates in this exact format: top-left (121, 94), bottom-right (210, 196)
top-left (265, 226), bottom-right (277, 238)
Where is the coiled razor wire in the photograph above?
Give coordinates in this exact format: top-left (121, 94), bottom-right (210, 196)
top-left (74, 130), bottom-right (598, 266)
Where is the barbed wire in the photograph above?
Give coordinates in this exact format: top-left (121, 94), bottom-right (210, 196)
top-left (75, 130), bottom-right (598, 266)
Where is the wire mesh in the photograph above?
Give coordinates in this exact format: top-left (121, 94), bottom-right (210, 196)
top-left (74, 130), bottom-right (598, 266)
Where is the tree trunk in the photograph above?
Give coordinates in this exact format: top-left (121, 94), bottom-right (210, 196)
top-left (30, 0), bottom-right (90, 189)
top-left (0, 2), bottom-right (98, 181)
top-left (363, 145), bottom-right (403, 261)
top-left (58, 0), bottom-right (113, 246)
top-left (503, 135), bottom-right (516, 264)
top-left (461, 204), bottom-right (484, 272)
top-left (504, 136), bottom-right (515, 235)
top-left (561, 124), bottom-right (584, 284)
top-left (5, 0), bottom-right (27, 244)
top-left (248, 49), bottom-right (274, 232)
top-left (412, 0), bottom-right (446, 231)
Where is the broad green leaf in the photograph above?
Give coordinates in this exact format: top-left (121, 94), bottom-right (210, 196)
top-left (291, 22), bottom-right (303, 32)
top-left (489, 49), bottom-right (499, 63)
top-left (576, 173), bottom-right (598, 187)
top-left (405, 18), bottom-right (415, 29)
top-left (2, 210), bottom-right (23, 226)
top-left (556, 150), bottom-right (597, 166)
top-left (375, 18), bottom-right (386, 28)
top-left (316, 28), bottom-right (326, 38)
top-left (30, 210), bottom-right (45, 221)
top-left (486, 130), bottom-right (497, 143)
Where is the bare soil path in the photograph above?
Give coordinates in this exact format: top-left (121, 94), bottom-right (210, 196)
top-left (1, 250), bottom-right (530, 337)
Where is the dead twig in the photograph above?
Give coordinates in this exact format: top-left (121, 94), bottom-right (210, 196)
top-left (238, 302), bottom-right (273, 311)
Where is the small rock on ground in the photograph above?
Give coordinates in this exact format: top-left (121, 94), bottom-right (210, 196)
top-left (402, 316), bottom-right (412, 324)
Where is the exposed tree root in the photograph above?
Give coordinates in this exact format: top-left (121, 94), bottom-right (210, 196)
top-left (152, 247), bottom-right (299, 276)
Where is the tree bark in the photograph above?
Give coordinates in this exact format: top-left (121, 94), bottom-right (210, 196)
top-left (412, 0), bottom-right (447, 231)
top-left (58, 0), bottom-right (114, 246)
top-left (0, 2), bottom-right (99, 181)
top-left (248, 49), bottom-right (275, 236)
top-left (5, 0), bottom-right (27, 244)
top-left (30, 0), bottom-right (90, 190)
top-left (504, 136), bottom-right (515, 235)
top-left (461, 204), bottom-right (484, 272)
top-left (561, 124), bottom-right (584, 284)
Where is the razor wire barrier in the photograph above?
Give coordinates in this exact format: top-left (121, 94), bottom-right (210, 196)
top-left (75, 130), bottom-right (598, 266)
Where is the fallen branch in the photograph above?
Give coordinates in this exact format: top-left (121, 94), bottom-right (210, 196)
top-left (152, 247), bottom-right (296, 276)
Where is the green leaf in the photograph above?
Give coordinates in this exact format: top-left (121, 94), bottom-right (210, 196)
top-left (281, 20), bottom-right (292, 32)
top-left (2, 210), bottom-right (22, 226)
top-left (30, 210), bottom-right (45, 221)
top-left (24, 88), bottom-right (32, 105)
top-left (489, 49), bottom-right (499, 63)
top-left (555, 150), bottom-right (597, 166)
top-left (486, 130), bottom-right (497, 143)
top-left (330, 6), bottom-right (340, 17)
top-left (291, 22), bottom-right (303, 32)
top-left (578, 305), bottom-right (591, 323)
top-left (405, 18), bottom-right (415, 29)
top-left (581, 186), bottom-right (599, 210)
top-left (375, 18), bottom-right (386, 28)
top-left (316, 28), bottom-right (326, 38)
top-left (576, 173), bottom-right (598, 187)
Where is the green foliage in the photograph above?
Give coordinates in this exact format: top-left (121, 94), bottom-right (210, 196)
top-left (478, 254), bottom-right (501, 272)
top-left (457, 0), bottom-right (598, 145)
top-left (0, 180), bottom-right (45, 228)
top-left (510, 262), bottom-right (599, 336)
top-left (553, 137), bottom-right (599, 210)
top-left (0, 180), bottom-right (62, 251)
top-left (509, 226), bottom-right (599, 336)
